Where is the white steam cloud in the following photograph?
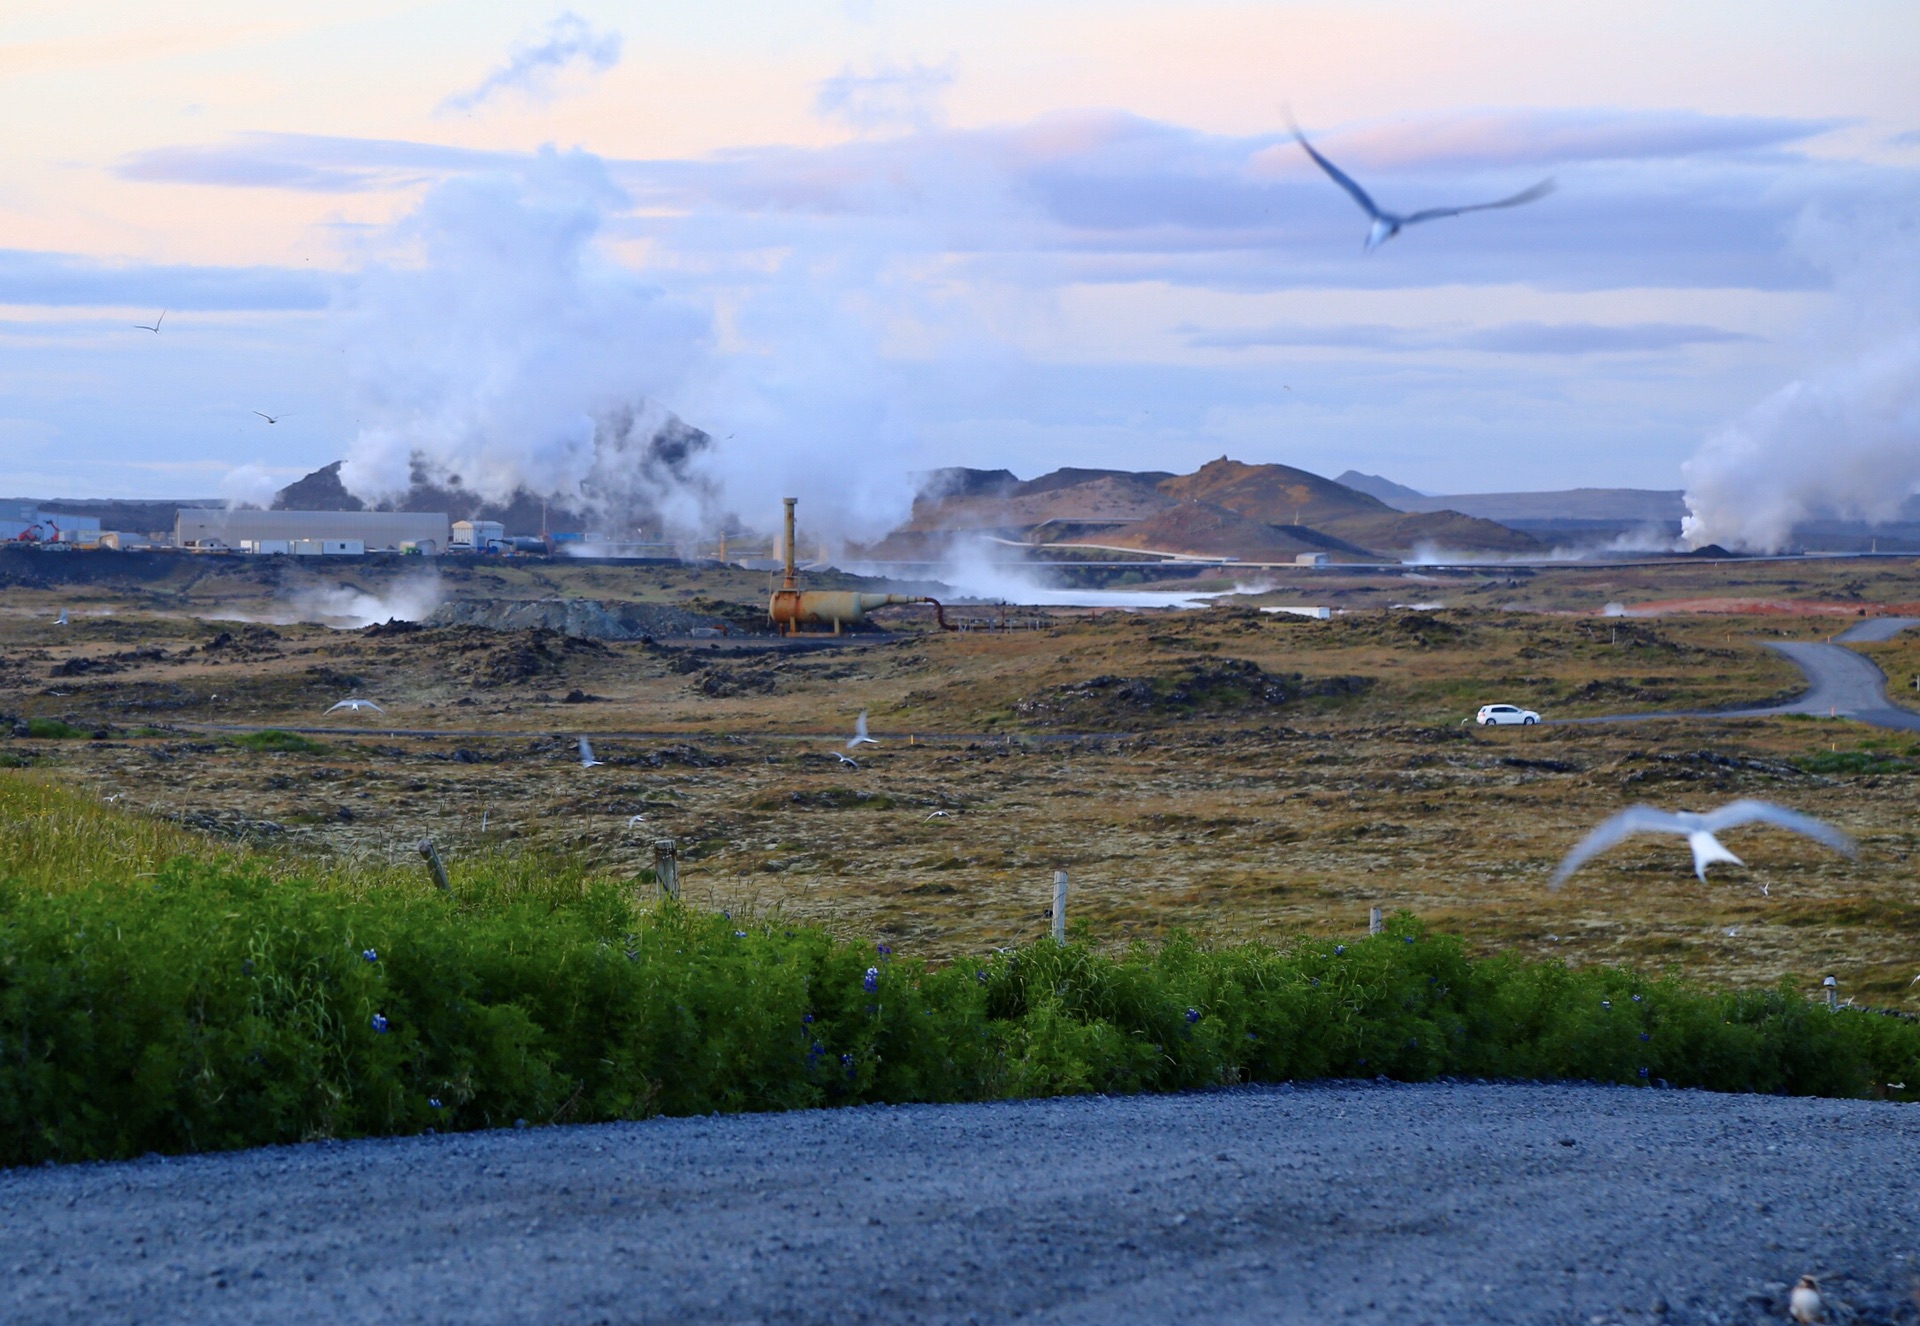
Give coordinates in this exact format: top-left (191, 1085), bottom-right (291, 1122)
top-left (440, 13), bottom-right (622, 114)
top-left (1682, 211), bottom-right (1920, 552)
top-left (330, 135), bottom-right (1007, 550)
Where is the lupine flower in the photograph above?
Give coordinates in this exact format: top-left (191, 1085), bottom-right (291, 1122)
top-left (975, 970), bottom-right (989, 984)
top-left (370, 1013), bottom-right (389, 1033)
top-left (1632, 994), bottom-right (1643, 1002)
top-left (1640, 1032), bottom-right (1650, 1042)
top-left (1638, 1067), bottom-right (1649, 1078)
top-left (803, 1013), bottom-right (814, 1024)
top-left (362, 948), bottom-right (379, 963)
top-left (734, 931), bottom-right (747, 939)
top-left (1185, 1008), bottom-right (1201, 1024)
top-left (840, 1053), bottom-right (853, 1066)
top-left (1403, 935), bottom-right (1414, 944)
top-left (876, 943), bottom-right (892, 956)
top-left (241, 959), bottom-right (255, 975)
top-left (1601, 1000), bottom-right (1612, 1010)
top-left (863, 967), bottom-right (879, 993)
top-left (429, 1098), bottom-right (443, 1110)
top-left (1334, 945), bottom-right (1346, 956)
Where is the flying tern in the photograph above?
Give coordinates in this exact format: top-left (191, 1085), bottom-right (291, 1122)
top-left (834, 752), bottom-right (859, 769)
top-left (55, 609), bottom-right (68, 626)
top-left (847, 711), bottom-right (878, 749)
top-left (578, 737), bottom-right (604, 769)
top-left (133, 310), bottom-right (165, 333)
top-left (627, 814), bottom-right (647, 827)
top-left (253, 411), bottom-right (287, 424)
top-left (1550, 800), bottom-right (1854, 889)
top-left (925, 810), bottom-right (953, 820)
top-left (325, 698), bottom-right (384, 714)
top-left (1288, 117), bottom-right (1554, 253)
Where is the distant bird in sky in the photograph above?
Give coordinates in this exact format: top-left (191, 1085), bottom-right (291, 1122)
top-left (133, 310), bottom-right (165, 333)
top-left (253, 411), bottom-right (287, 424)
top-left (54, 609), bottom-right (68, 626)
top-left (324, 698), bottom-right (384, 714)
top-left (1550, 800), bottom-right (1854, 888)
top-left (1287, 115), bottom-right (1554, 252)
top-left (578, 737), bottom-right (604, 769)
top-left (847, 711), bottom-right (877, 749)
top-left (834, 751), bottom-right (859, 769)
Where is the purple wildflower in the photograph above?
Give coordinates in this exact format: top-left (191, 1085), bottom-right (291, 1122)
top-left (863, 967), bottom-right (879, 993)
top-left (370, 1013), bottom-right (389, 1034)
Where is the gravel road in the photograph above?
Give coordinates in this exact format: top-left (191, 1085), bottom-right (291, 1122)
top-left (4, 1083), bottom-right (1915, 1325)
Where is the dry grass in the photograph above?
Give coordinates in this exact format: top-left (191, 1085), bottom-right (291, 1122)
top-left (5, 558), bottom-right (1920, 1013)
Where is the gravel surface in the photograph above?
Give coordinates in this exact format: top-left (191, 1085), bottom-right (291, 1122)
top-left (3, 1083), bottom-right (1916, 1325)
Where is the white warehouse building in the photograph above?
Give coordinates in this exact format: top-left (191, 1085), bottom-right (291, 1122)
top-left (174, 509), bottom-right (450, 553)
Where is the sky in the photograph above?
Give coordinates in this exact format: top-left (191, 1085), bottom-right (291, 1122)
top-left (1, 0), bottom-right (1917, 528)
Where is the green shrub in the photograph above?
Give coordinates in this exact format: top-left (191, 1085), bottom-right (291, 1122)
top-left (231, 730), bottom-right (324, 754)
top-left (24, 719), bottom-right (84, 739)
top-left (1, 873), bottom-right (1914, 1168)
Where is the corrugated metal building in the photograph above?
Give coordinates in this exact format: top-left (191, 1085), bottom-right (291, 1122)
top-left (174, 509), bottom-right (449, 552)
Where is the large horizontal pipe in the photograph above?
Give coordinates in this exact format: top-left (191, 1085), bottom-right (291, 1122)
top-left (768, 590), bottom-right (954, 634)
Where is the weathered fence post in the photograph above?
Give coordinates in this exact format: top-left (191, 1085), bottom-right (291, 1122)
top-left (418, 839), bottom-right (452, 893)
top-left (654, 839), bottom-right (681, 901)
top-left (1823, 975), bottom-right (1838, 1010)
top-left (1051, 870), bottom-right (1068, 945)
top-left (1369, 906), bottom-right (1383, 936)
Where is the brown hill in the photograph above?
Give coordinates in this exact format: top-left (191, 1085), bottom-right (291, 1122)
top-left (904, 471), bottom-right (1174, 532)
top-left (1159, 457), bottom-right (1393, 527)
top-left (1098, 501), bottom-right (1365, 561)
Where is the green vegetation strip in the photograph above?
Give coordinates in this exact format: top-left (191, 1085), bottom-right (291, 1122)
top-left (0, 774), bottom-right (1914, 1167)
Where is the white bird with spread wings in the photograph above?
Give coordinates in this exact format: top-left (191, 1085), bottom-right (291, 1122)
top-left (1550, 800), bottom-right (1854, 889)
top-left (847, 711), bottom-right (878, 749)
top-left (325, 698), bottom-right (384, 714)
top-left (578, 737), bottom-right (604, 769)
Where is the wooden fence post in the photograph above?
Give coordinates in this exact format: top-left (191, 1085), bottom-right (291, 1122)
top-left (1051, 870), bottom-right (1068, 945)
top-left (418, 839), bottom-right (452, 893)
top-left (654, 839), bottom-right (680, 901)
top-left (1369, 906), bottom-right (1383, 935)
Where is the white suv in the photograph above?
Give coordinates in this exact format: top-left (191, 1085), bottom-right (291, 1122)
top-left (1476, 703), bottom-right (1540, 726)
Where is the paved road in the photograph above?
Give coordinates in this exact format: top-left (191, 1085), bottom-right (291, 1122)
top-left (1563, 617), bottom-right (1920, 732)
top-left (3, 1083), bottom-right (1916, 1325)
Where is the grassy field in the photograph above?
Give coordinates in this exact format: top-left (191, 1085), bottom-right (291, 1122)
top-left (3, 772), bottom-right (1915, 1165)
top-left (2, 556), bottom-right (1918, 1017)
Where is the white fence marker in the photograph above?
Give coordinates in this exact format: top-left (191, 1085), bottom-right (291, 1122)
top-left (1369, 906), bottom-right (1383, 936)
top-left (1052, 870), bottom-right (1069, 945)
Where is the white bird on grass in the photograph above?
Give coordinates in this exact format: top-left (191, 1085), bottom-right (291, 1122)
top-left (847, 711), bottom-right (878, 749)
top-left (578, 737), bottom-right (603, 769)
top-left (1550, 800), bottom-right (1854, 889)
top-left (834, 751), bottom-right (859, 769)
top-left (1288, 114), bottom-right (1555, 253)
top-left (325, 698), bottom-right (384, 714)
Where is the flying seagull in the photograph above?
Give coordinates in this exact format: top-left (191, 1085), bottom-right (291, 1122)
top-left (253, 411), bottom-right (287, 424)
top-left (133, 310), bottom-right (165, 333)
top-left (1550, 800), bottom-right (1854, 889)
top-left (325, 698), bottom-right (384, 714)
top-left (834, 751), bottom-right (859, 769)
top-left (1288, 117), bottom-right (1554, 252)
top-left (578, 737), bottom-right (603, 769)
top-left (847, 711), bottom-right (878, 749)
top-left (55, 609), bottom-right (68, 626)
top-left (925, 810), bottom-right (953, 820)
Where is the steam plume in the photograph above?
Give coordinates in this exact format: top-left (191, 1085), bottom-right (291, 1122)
top-left (1682, 211), bottom-right (1920, 552)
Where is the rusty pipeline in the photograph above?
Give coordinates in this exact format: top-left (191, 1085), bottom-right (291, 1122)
top-left (769, 590), bottom-right (952, 634)
top-left (769, 496), bottom-right (953, 634)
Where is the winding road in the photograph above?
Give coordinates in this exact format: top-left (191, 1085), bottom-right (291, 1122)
top-left (4, 1082), bottom-right (1917, 1325)
top-left (1566, 617), bottom-right (1920, 732)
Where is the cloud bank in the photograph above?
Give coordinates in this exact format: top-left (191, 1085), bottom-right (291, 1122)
top-left (440, 14), bottom-right (622, 114)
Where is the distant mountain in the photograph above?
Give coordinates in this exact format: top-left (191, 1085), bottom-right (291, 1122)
top-left (901, 457), bottom-right (1541, 559)
top-left (1335, 471), bottom-right (1427, 507)
top-left (272, 461), bottom-right (591, 535)
top-left (1403, 488), bottom-right (1688, 523)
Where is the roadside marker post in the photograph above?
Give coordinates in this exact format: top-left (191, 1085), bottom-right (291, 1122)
top-left (417, 839), bottom-right (452, 893)
top-left (1824, 975), bottom-right (1838, 1011)
top-left (654, 839), bottom-right (681, 901)
top-left (1052, 870), bottom-right (1068, 945)
top-left (1369, 907), bottom-right (1383, 935)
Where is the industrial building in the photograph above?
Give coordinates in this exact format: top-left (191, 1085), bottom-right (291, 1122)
top-left (174, 509), bottom-right (449, 553)
top-left (1, 501), bottom-right (101, 543)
